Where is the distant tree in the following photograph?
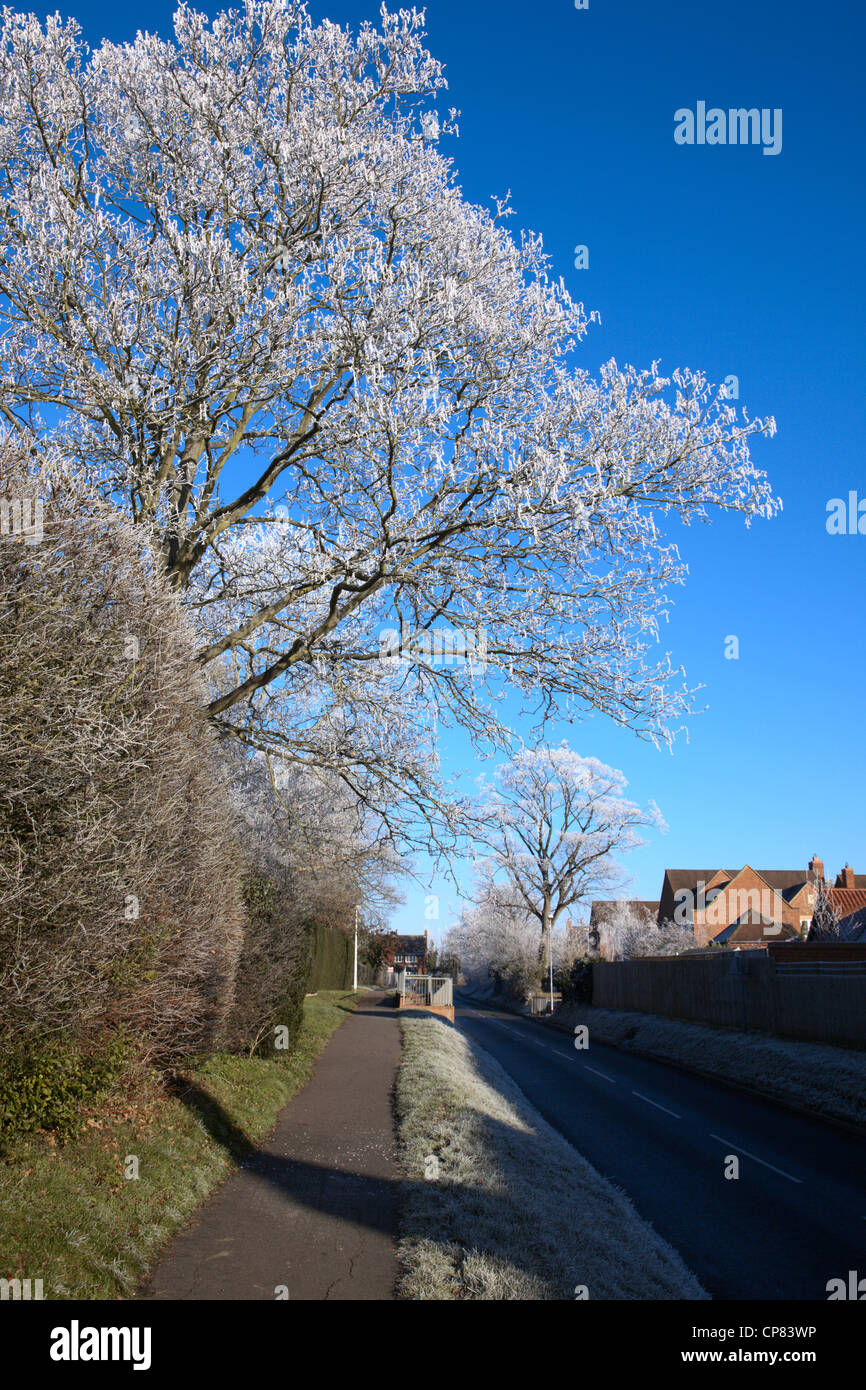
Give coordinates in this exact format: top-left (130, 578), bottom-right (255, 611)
top-left (446, 878), bottom-right (572, 998)
top-left (438, 948), bottom-right (462, 980)
top-left (361, 928), bottom-right (400, 973)
top-left (424, 943), bottom-right (460, 978)
top-left (808, 880), bottom-right (841, 942)
top-left (446, 885), bottom-right (535, 995)
top-left (473, 744), bottom-right (665, 971)
top-left (613, 912), bottom-right (695, 960)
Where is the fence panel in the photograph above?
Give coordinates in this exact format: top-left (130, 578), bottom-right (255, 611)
top-left (591, 952), bottom-right (866, 1049)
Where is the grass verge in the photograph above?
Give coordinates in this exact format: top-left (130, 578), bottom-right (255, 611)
top-left (0, 990), bottom-right (362, 1300)
top-left (553, 1003), bottom-right (866, 1130)
top-left (395, 1014), bottom-right (707, 1300)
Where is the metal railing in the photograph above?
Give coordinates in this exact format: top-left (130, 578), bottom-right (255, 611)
top-left (529, 991), bottom-right (561, 1015)
top-left (398, 973), bottom-right (454, 1006)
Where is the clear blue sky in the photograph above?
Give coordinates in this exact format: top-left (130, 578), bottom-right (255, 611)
top-left (41, 0), bottom-right (866, 938)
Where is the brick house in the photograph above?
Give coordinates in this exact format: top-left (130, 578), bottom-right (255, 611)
top-left (823, 862), bottom-right (866, 942)
top-left (591, 856), bottom-right (865, 950)
top-left (659, 862), bottom-right (817, 946)
top-left (382, 931), bottom-right (428, 974)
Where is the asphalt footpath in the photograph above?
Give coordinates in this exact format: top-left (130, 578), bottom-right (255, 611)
top-left (141, 992), bottom-right (401, 1301)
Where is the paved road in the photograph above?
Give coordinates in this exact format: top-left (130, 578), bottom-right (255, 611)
top-left (142, 994), bottom-right (400, 1301)
top-left (456, 996), bottom-right (866, 1300)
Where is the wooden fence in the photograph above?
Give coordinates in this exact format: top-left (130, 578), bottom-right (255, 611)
top-left (592, 948), bottom-right (866, 1049)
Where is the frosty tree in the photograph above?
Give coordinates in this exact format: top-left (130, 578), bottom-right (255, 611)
top-left (808, 878), bottom-right (840, 942)
top-left (0, 1), bottom-right (778, 843)
top-left (598, 903), bottom-right (695, 961)
top-left (445, 881), bottom-right (572, 996)
top-left (474, 743), bottom-right (665, 969)
top-left (229, 746), bottom-right (405, 926)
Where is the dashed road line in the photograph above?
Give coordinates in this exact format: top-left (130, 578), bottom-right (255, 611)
top-left (709, 1134), bottom-right (802, 1183)
top-left (632, 1090), bottom-right (681, 1119)
top-left (583, 1064), bottom-right (616, 1083)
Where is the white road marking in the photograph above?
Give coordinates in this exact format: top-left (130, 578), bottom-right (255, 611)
top-left (632, 1091), bottom-right (682, 1119)
top-left (709, 1135), bottom-right (802, 1183)
top-left (466, 1009), bottom-right (610, 1066)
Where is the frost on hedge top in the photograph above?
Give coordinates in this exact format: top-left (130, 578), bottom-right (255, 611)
top-left (0, 1), bottom-right (778, 839)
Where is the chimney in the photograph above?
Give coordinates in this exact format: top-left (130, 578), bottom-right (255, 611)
top-left (808, 855), bottom-right (825, 883)
top-left (840, 864), bottom-right (856, 889)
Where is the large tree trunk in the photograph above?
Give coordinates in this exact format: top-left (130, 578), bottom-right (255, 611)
top-left (538, 898), bottom-right (552, 973)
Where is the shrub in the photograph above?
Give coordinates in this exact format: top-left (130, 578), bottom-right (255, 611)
top-left (0, 1033), bottom-right (129, 1148)
top-left (224, 752), bottom-right (370, 1054)
top-left (0, 445), bottom-right (244, 1065)
top-left (225, 870), bottom-right (313, 1056)
top-left (307, 920), bottom-right (353, 992)
top-left (489, 959), bottom-right (541, 1000)
top-left (556, 958), bottom-right (594, 1005)
top-left (225, 885), bottom-right (354, 1057)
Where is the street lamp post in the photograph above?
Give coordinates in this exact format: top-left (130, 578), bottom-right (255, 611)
top-left (353, 902), bottom-right (359, 991)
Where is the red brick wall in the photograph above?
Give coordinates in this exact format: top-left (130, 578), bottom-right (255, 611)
top-left (767, 941), bottom-right (866, 962)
